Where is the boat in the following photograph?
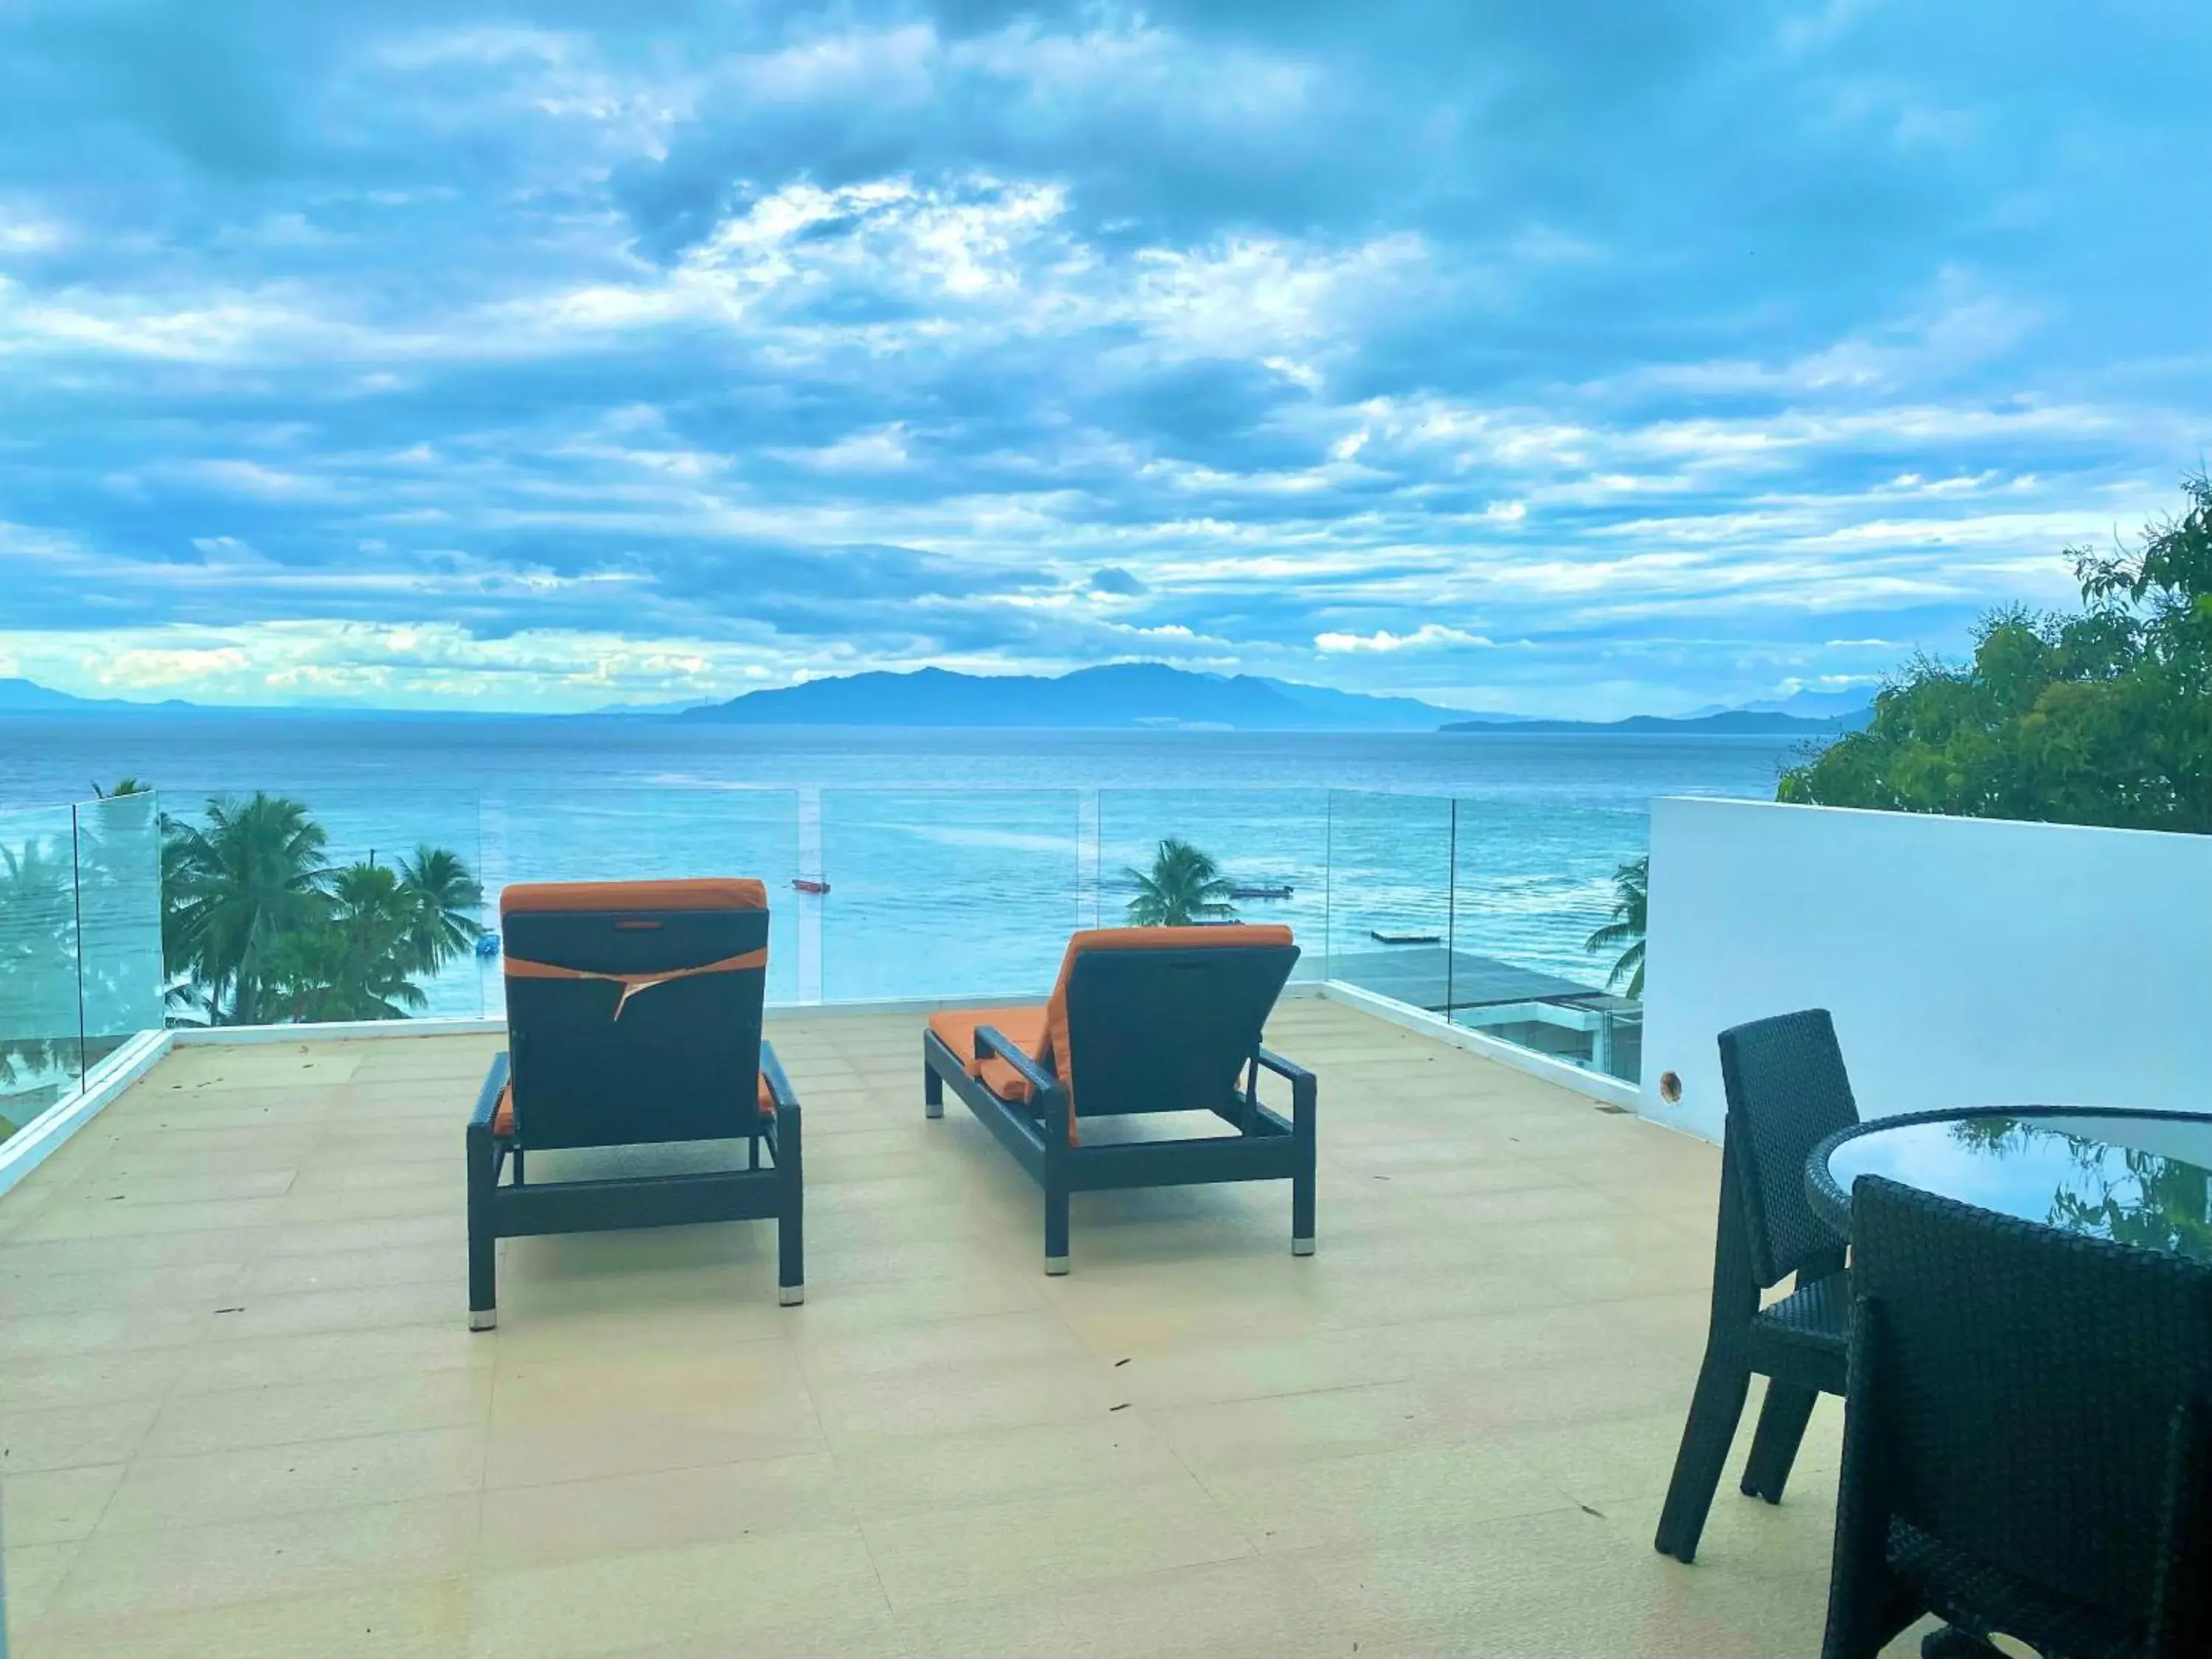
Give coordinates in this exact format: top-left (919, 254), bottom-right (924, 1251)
top-left (1370, 930), bottom-right (1441, 945)
top-left (473, 932), bottom-right (501, 960)
top-left (792, 877), bottom-right (831, 895)
top-left (1228, 884), bottom-right (1294, 900)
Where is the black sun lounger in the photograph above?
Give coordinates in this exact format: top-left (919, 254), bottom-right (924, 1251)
top-left (465, 877), bottom-right (802, 1327)
top-left (922, 925), bottom-right (1314, 1274)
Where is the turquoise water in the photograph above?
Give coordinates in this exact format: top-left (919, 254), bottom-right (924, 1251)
top-left (0, 717), bottom-right (1813, 1018)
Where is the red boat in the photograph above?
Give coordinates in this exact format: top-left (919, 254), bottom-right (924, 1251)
top-left (791, 877), bottom-right (831, 895)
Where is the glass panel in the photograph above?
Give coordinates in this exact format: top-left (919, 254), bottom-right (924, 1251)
top-left (821, 789), bottom-right (1080, 1003)
top-left (479, 788), bottom-right (800, 1012)
top-left (1321, 790), bottom-right (1455, 1009)
top-left (1099, 788), bottom-right (1327, 976)
top-left (1448, 796), bottom-right (1646, 1084)
top-left (73, 792), bottom-right (165, 1070)
top-left (0, 804), bottom-right (83, 1138)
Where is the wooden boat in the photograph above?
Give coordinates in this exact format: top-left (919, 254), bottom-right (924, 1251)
top-left (1228, 884), bottom-right (1294, 900)
top-left (1370, 930), bottom-right (1440, 945)
top-left (791, 877), bottom-right (831, 895)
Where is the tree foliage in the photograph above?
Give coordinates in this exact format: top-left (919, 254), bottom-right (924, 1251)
top-left (1583, 854), bottom-right (1647, 998)
top-left (1778, 473), bottom-right (2212, 831)
top-left (1124, 838), bottom-right (1238, 927)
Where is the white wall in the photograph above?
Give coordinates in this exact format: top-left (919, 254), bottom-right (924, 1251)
top-left (1641, 797), bottom-right (2212, 1142)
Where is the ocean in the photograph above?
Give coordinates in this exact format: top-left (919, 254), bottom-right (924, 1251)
top-left (0, 716), bottom-right (1816, 1018)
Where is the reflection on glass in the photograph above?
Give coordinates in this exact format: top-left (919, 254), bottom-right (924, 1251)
top-left (0, 805), bottom-right (85, 1137)
top-left (821, 790), bottom-right (1080, 1003)
top-left (74, 793), bottom-right (165, 1070)
top-left (1947, 1116), bottom-right (2212, 1260)
top-left (1323, 790), bottom-right (1454, 1005)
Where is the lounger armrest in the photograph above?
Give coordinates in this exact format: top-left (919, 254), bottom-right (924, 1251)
top-left (975, 1025), bottom-right (1063, 1105)
top-left (1253, 1048), bottom-right (1313, 1089)
top-left (469, 1051), bottom-right (510, 1137)
top-left (760, 1041), bottom-right (800, 1119)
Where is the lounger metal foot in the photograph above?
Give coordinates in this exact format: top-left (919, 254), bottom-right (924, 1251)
top-left (469, 1309), bottom-right (498, 1332)
top-left (1043, 1254), bottom-right (1070, 1276)
top-left (925, 1101), bottom-right (943, 1119)
top-left (779, 1284), bottom-right (805, 1307)
top-left (1291, 1237), bottom-right (1315, 1256)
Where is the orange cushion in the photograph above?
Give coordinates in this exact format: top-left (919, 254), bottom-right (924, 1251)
top-left (491, 1072), bottom-right (776, 1138)
top-left (925, 1006), bottom-right (1050, 1102)
top-left (501, 878), bottom-right (768, 917)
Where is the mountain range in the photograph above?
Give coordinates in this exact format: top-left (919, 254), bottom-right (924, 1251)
top-left (1, 666), bottom-right (1874, 732)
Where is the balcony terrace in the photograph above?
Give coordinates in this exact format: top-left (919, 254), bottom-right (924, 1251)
top-left (0, 997), bottom-right (1912, 1658)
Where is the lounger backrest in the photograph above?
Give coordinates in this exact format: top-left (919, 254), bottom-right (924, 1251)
top-left (1050, 926), bottom-right (1298, 1123)
top-left (501, 878), bottom-right (770, 1151)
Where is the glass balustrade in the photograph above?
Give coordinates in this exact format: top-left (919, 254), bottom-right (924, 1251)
top-left (0, 782), bottom-right (1647, 1105)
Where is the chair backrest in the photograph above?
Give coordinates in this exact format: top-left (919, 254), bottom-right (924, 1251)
top-left (501, 878), bottom-right (769, 1151)
top-left (1852, 1175), bottom-right (2212, 1644)
top-left (1048, 925), bottom-right (1298, 1121)
top-left (1717, 1008), bottom-right (1859, 1286)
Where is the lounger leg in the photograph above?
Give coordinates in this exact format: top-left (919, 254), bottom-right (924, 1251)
top-left (1043, 1183), bottom-right (1070, 1276)
top-left (777, 1107), bottom-right (805, 1307)
top-left (1653, 1351), bottom-right (1751, 1562)
top-left (1290, 1068), bottom-right (1317, 1256)
top-left (924, 1061), bottom-right (943, 1119)
top-left (465, 1130), bottom-right (498, 1332)
top-left (1740, 1380), bottom-right (1819, 1503)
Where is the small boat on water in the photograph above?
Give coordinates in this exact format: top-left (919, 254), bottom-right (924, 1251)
top-left (1370, 930), bottom-right (1441, 945)
top-left (474, 932), bottom-right (501, 960)
top-left (1228, 884), bottom-right (1294, 900)
top-left (792, 877), bottom-right (831, 895)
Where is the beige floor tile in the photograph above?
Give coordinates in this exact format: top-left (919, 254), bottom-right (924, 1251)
top-left (476, 1452), bottom-right (851, 1568)
top-left (144, 1368), bottom-right (491, 1460)
top-left (466, 1526), bottom-right (886, 1658)
top-left (1, 1462), bottom-right (127, 1545)
top-left (102, 1427), bottom-right (488, 1532)
top-left (50, 1493), bottom-right (479, 1621)
top-left (2, 1539), bottom-right (86, 1630)
top-left (16, 1580), bottom-right (471, 1659)
top-left (862, 1471), bottom-right (1254, 1611)
top-left (173, 1321), bottom-right (494, 1394)
top-left (0, 1396), bottom-right (161, 1473)
top-left (809, 1353), bottom-right (1121, 1442)
top-left (830, 1413), bottom-right (1188, 1520)
top-left (1198, 1436), bottom-right (1578, 1553)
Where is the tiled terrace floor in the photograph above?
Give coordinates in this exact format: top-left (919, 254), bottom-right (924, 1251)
top-left (0, 1000), bottom-right (1918, 1657)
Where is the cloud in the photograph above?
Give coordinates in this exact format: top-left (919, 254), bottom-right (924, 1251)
top-left (0, 1), bottom-right (2203, 717)
top-left (1315, 625), bottom-right (1495, 653)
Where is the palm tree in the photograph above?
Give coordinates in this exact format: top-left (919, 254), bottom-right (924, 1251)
top-left (1124, 838), bottom-right (1238, 927)
top-left (162, 793), bottom-right (331, 1026)
top-left (92, 779), bottom-right (150, 799)
top-left (268, 862), bottom-right (429, 1023)
top-left (1584, 854), bottom-right (1647, 999)
top-left (395, 845), bottom-right (484, 973)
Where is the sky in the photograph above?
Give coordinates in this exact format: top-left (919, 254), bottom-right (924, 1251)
top-left (1, 1), bottom-right (2208, 718)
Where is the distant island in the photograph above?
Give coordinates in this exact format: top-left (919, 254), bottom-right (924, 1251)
top-left (675, 664), bottom-right (1475, 731)
top-left (1, 665), bottom-right (1872, 732)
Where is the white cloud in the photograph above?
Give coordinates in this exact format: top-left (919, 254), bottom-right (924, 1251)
top-left (1315, 625), bottom-right (1494, 653)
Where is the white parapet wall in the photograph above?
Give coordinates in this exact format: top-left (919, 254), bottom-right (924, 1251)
top-left (1640, 796), bottom-right (2212, 1143)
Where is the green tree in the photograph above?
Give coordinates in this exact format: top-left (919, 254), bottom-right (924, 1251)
top-left (161, 793), bottom-right (332, 1026)
top-left (1583, 854), bottom-right (1647, 998)
top-left (1124, 838), bottom-right (1238, 926)
top-left (266, 862), bottom-right (430, 1023)
top-left (1779, 473), bottom-right (2212, 830)
top-left (394, 845), bottom-right (484, 973)
top-left (92, 779), bottom-right (150, 799)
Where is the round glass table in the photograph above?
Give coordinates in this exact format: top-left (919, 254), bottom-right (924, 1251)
top-left (1807, 1107), bottom-right (2212, 1261)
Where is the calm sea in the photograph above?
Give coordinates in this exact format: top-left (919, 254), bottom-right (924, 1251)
top-left (0, 717), bottom-right (1815, 1016)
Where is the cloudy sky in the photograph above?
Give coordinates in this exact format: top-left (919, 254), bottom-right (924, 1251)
top-left (1, 1), bottom-right (2205, 716)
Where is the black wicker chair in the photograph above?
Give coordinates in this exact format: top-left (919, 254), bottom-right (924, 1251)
top-left (1823, 1175), bottom-right (2212, 1659)
top-left (1654, 1007), bottom-right (1858, 1563)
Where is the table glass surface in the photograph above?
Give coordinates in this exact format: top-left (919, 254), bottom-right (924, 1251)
top-left (1826, 1112), bottom-right (2212, 1262)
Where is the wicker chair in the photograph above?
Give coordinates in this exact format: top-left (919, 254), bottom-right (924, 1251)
top-left (1823, 1175), bottom-right (2212, 1659)
top-left (1654, 1008), bottom-right (1858, 1563)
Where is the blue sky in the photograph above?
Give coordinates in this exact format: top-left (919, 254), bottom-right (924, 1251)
top-left (1, 1), bottom-right (2205, 717)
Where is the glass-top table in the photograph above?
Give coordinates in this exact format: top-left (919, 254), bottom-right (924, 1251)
top-left (1808, 1107), bottom-right (2212, 1262)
